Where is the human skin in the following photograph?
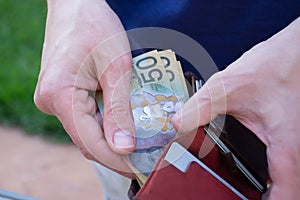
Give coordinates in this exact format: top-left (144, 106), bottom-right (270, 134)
top-left (34, 0), bottom-right (136, 177)
top-left (172, 17), bottom-right (300, 199)
top-left (35, 0), bottom-right (300, 196)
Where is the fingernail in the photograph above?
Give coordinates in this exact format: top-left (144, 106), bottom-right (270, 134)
top-left (113, 131), bottom-right (134, 149)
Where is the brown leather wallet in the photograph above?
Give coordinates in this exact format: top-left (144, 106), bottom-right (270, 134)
top-left (129, 127), bottom-right (261, 200)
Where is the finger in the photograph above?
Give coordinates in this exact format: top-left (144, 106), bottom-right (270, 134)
top-left (90, 32), bottom-right (136, 154)
top-left (101, 54), bottom-right (136, 154)
top-left (171, 72), bottom-right (227, 134)
top-left (59, 88), bottom-right (135, 177)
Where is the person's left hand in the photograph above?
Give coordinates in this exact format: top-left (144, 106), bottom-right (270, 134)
top-left (172, 17), bottom-right (300, 199)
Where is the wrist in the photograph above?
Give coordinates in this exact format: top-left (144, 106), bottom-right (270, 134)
top-left (46, 0), bottom-right (106, 11)
top-left (291, 16), bottom-right (300, 33)
top-left (285, 17), bottom-right (300, 44)
top-left (47, 0), bottom-right (105, 4)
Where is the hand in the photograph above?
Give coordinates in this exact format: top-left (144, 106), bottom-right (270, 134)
top-left (34, 0), bottom-right (135, 177)
top-left (172, 18), bottom-right (300, 199)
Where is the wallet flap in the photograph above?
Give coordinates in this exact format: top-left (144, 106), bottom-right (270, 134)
top-left (133, 127), bottom-right (261, 200)
top-left (136, 160), bottom-right (241, 200)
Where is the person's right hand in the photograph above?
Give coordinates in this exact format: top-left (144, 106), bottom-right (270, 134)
top-left (34, 0), bottom-right (136, 178)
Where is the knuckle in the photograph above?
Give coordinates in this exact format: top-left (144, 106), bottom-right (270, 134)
top-left (105, 99), bottom-right (132, 129)
top-left (34, 86), bottom-right (55, 107)
top-left (79, 146), bottom-right (95, 161)
top-left (110, 53), bottom-right (132, 72)
top-left (119, 53), bottom-right (132, 68)
top-left (33, 90), bottom-right (45, 112)
top-left (107, 99), bottom-right (129, 116)
top-left (34, 71), bottom-right (62, 114)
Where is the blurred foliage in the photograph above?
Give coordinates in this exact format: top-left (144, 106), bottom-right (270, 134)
top-left (0, 0), bottom-right (70, 142)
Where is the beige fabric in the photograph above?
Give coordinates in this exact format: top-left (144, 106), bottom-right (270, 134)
top-left (93, 162), bottom-right (131, 200)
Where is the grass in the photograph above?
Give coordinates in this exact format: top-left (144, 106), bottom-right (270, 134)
top-left (0, 0), bottom-right (70, 142)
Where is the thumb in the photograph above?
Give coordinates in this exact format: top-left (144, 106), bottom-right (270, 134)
top-left (100, 53), bottom-right (136, 154)
top-left (91, 31), bottom-right (136, 154)
top-left (171, 72), bottom-right (227, 134)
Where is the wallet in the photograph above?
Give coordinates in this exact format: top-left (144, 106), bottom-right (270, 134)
top-left (128, 127), bottom-right (263, 200)
top-left (126, 71), bottom-right (268, 200)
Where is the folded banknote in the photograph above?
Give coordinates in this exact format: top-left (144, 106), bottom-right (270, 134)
top-left (96, 49), bottom-right (189, 184)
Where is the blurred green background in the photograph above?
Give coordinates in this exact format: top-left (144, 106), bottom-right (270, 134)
top-left (0, 0), bottom-right (70, 142)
